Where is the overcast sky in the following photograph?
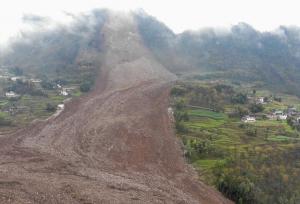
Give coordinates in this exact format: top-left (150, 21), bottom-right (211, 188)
top-left (1, 0), bottom-right (300, 44)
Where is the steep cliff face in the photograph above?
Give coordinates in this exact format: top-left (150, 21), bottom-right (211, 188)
top-left (0, 11), bottom-right (231, 203)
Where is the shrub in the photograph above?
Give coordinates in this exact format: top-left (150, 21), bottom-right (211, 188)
top-left (171, 85), bottom-right (186, 96)
top-left (30, 89), bottom-right (47, 96)
top-left (175, 121), bottom-right (188, 133)
top-left (80, 81), bottom-right (92, 92)
top-left (46, 103), bottom-right (56, 112)
top-left (174, 99), bottom-right (185, 111)
top-left (231, 93), bottom-right (248, 104)
top-left (0, 114), bottom-right (12, 126)
top-left (230, 106), bottom-right (249, 118)
top-left (249, 103), bottom-right (264, 113)
top-left (215, 172), bottom-right (257, 204)
top-left (246, 127), bottom-right (257, 137)
top-left (41, 81), bottom-right (55, 90)
top-left (274, 96), bottom-right (282, 102)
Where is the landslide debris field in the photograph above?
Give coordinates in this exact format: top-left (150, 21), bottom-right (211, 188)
top-left (0, 12), bottom-right (231, 204)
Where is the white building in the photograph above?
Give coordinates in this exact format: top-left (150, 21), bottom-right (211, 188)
top-left (278, 114), bottom-right (288, 120)
top-left (242, 115), bottom-right (256, 123)
top-left (10, 76), bottom-right (22, 82)
top-left (256, 97), bottom-right (265, 104)
top-left (30, 79), bottom-right (42, 83)
top-left (274, 110), bottom-right (283, 115)
top-left (57, 104), bottom-right (64, 110)
top-left (5, 91), bottom-right (19, 98)
top-left (60, 89), bottom-right (68, 96)
top-left (273, 110), bottom-right (287, 120)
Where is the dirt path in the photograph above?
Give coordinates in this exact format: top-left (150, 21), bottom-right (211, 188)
top-left (0, 12), bottom-right (232, 204)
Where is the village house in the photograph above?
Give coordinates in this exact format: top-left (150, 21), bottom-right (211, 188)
top-left (256, 97), bottom-right (265, 104)
top-left (270, 110), bottom-right (288, 120)
top-left (0, 74), bottom-right (10, 79)
top-left (64, 86), bottom-right (76, 91)
top-left (278, 114), bottom-right (288, 120)
top-left (5, 91), bottom-right (19, 98)
top-left (287, 107), bottom-right (297, 116)
top-left (30, 79), bottom-right (42, 83)
top-left (10, 76), bottom-right (23, 82)
top-left (57, 104), bottom-right (64, 110)
top-left (242, 115), bottom-right (256, 123)
top-left (60, 89), bottom-right (69, 96)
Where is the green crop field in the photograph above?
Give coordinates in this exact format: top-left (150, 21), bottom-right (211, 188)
top-left (187, 108), bottom-right (226, 120)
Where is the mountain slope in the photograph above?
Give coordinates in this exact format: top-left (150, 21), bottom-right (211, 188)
top-left (0, 11), bottom-right (231, 203)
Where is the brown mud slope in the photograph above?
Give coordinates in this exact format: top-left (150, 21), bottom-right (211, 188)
top-left (0, 12), bottom-right (232, 204)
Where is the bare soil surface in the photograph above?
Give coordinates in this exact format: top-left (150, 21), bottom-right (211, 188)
top-left (0, 12), bottom-right (232, 204)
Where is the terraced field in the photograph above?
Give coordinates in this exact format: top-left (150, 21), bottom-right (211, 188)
top-left (176, 103), bottom-right (300, 186)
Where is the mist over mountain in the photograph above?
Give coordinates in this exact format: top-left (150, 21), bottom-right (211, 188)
top-left (2, 10), bottom-right (300, 94)
top-left (1, 9), bottom-right (107, 80)
top-left (135, 12), bottom-right (300, 95)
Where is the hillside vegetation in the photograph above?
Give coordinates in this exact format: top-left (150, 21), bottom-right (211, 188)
top-left (172, 81), bottom-right (300, 203)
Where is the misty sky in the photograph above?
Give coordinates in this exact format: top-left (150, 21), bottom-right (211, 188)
top-left (1, 0), bottom-right (300, 44)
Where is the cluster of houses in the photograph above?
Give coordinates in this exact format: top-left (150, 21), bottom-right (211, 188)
top-left (5, 91), bottom-right (19, 98)
top-left (0, 67), bottom-right (75, 98)
top-left (3, 81), bottom-right (72, 99)
top-left (241, 93), bottom-right (300, 122)
top-left (267, 110), bottom-right (288, 120)
top-left (242, 107), bottom-right (300, 123)
top-left (0, 67), bottom-right (74, 117)
top-left (55, 84), bottom-right (77, 96)
top-left (4, 77), bottom-right (43, 99)
top-left (56, 84), bottom-right (69, 96)
top-left (247, 96), bottom-right (270, 105)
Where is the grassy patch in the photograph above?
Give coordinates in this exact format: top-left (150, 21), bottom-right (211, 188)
top-left (72, 90), bottom-right (82, 97)
top-left (194, 159), bottom-right (224, 170)
top-left (267, 135), bottom-right (300, 142)
top-left (185, 118), bottom-right (226, 129)
top-left (188, 108), bottom-right (226, 120)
